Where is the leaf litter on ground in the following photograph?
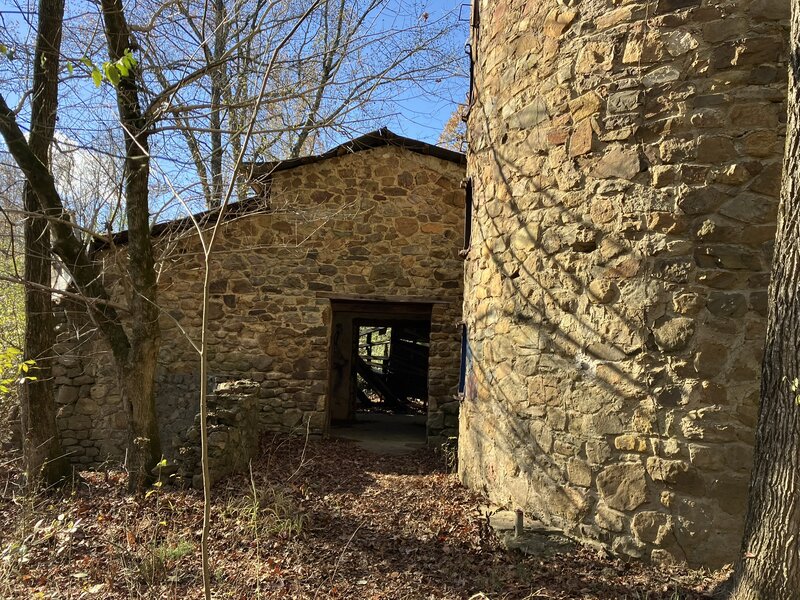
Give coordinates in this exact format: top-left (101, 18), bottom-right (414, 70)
top-left (0, 435), bottom-right (729, 598)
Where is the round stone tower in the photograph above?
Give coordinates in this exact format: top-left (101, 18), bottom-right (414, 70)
top-left (459, 0), bottom-right (788, 567)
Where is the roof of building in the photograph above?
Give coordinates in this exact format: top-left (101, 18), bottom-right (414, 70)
top-left (243, 128), bottom-right (466, 182)
top-left (93, 128), bottom-right (465, 249)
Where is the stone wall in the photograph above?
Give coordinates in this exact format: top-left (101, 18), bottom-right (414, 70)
top-left (174, 379), bottom-right (262, 488)
top-left (52, 299), bottom-right (206, 465)
top-left (54, 145), bottom-right (465, 465)
top-left (52, 299), bottom-right (125, 464)
top-left (459, 0), bottom-right (788, 568)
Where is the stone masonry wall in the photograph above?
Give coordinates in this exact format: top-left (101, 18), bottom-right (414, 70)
top-left (174, 379), bottom-right (262, 489)
top-left (459, 0), bottom-right (788, 568)
top-left (54, 145), bottom-right (465, 465)
top-left (52, 299), bottom-right (124, 465)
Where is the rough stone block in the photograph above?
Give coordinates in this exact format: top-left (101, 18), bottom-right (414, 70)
top-left (509, 97), bottom-right (549, 130)
top-left (664, 30), bottom-right (698, 56)
top-left (575, 41), bottom-right (615, 73)
top-left (622, 32), bottom-right (667, 64)
top-left (543, 8), bottom-right (577, 38)
top-left (706, 292), bottom-right (748, 318)
top-left (749, 162), bottom-right (782, 198)
top-left (672, 292), bottom-right (705, 315)
top-left (678, 187), bottom-right (729, 215)
top-left (708, 476), bottom-right (749, 515)
top-left (696, 136), bottom-right (737, 163)
top-left (57, 386), bottom-right (79, 405)
top-left (595, 503), bottom-right (626, 532)
top-left (681, 410), bottom-right (739, 442)
top-left (652, 317), bottom-right (694, 352)
top-left (729, 103), bottom-right (779, 129)
top-left (654, 0), bottom-right (699, 13)
top-left (590, 147), bottom-right (641, 180)
top-left (614, 435), bottom-right (647, 452)
top-left (586, 440), bottom-right (612, 465)
top-left (702, 18), bottom-right (747, 43)
top-left (567, 458), bottom-right (593, 487)
top-left (741, 130), bottom-right (780, 158)
top-left (597, 463), bottom-right (648, 511)
top-left (632, 511), bottom-right (672, 545)
top-left (642, 65), bottom-right (681, 87)
top-left (569, 92), bottom-right (603, 122)
top-left (587, 279), bottom-right (617, 304)
top-left (569, 119), bottom-right (594, 157)
top-left (646, 457), bottom-right (691, 484)
top-left (694, 246), bottom-right (763, 270)
top-left (608, 90), bottom-right (643, 114)
top-left (693, 342), bottom-right (729, 378)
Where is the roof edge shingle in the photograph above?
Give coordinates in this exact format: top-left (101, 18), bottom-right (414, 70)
top-left (242, 127), bottom-right (465, 181)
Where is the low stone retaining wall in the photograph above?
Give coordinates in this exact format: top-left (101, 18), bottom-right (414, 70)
top-left (173, 379), bottom-right (262, 488)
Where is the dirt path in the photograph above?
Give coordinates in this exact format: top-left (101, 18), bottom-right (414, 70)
top-left (0, 436), bottom-right (725, 598)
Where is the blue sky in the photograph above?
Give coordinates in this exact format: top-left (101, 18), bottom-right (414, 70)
top-left (0, 0), bottom-right (469, 144)
top-left (377, 0), bottom-right (470, 143)
top-left (0, 0), bottom-right (470, 222)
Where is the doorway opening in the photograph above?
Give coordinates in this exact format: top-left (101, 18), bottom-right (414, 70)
top-left (328, 299), bottom-right (433, 451)
top-left (355, 321), bottom-right (429, 415)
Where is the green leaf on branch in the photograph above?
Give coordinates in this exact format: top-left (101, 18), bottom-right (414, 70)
top-left (0, 348), bottom-right (38, 397)
top-left (78, 49), bottom-right (137, 88)
top-left (104, 63), bottom-right (120, 86)
top-left (117, 49), bottom-right (137, 76)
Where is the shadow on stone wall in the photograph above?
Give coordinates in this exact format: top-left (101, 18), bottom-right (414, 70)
top-left (459, 69), bottom-right (773, 566)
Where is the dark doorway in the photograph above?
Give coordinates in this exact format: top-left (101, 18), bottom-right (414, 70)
top-left (354, 321), bottom-right (430, 414)
top-left (327, 299), bottom-right (433, 447)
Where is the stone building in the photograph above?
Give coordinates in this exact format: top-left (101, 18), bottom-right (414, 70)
top-left (458, 0), bottom-right (788, 568)
top-left (53, 129), bottom-right (466, 470)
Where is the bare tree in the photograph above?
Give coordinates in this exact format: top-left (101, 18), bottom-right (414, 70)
top-left (51, 134), bottom-right (126, 236)
top-left (438, 101), bottom-right (466, 152)
top-left (20, 0), bottom-right (69, 487)
top-left (135, 0), bottom-right (463, 207)
top-left (0, 0), bottom-right (163, 492)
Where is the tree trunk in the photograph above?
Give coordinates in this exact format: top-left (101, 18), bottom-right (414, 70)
top-left (20, 0), bottom-right (68, 487)
top-left (208, 0), bottom-right (227, 208)
top-left (100, 0), bottom-right (162, 492)
top-left (1, 0), bottom-right (164, 495)
top-left (120, 337), bottom-right (161, 492)
top-left (728, 6), bottom-right (800, 598)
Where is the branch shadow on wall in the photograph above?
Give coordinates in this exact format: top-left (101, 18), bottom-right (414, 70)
top-left (455, 89), bottom-right (760, 562)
